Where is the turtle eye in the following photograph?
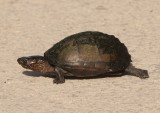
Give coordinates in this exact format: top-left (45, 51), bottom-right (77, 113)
top-left (28, 60), bottom-right (36, 65)
top-left (37, 59), bottom-right (44, 64)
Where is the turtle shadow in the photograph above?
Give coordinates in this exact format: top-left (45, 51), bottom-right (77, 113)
top-left (23, 71), bottom-right (54, 78)
top-left (23, 71), bottom-right (126, 80)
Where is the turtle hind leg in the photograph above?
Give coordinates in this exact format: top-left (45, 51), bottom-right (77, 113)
top-left (54, 67), bottom-right (65, 84)
top-left (125, 63), bottom-right (149, 79)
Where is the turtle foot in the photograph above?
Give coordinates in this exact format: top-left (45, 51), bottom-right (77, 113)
top-left (53, 79), bottom-right (65, 84)
top-left (136, 70), bottom-right (149, 79)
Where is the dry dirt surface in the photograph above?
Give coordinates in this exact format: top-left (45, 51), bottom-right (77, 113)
top-left (0, 0), bottom-right (160, 113)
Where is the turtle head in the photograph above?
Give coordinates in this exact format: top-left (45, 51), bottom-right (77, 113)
top-left (17, 56), bottom-right (54, 73)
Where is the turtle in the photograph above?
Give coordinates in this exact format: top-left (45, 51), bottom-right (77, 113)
top-left (17, 31), bottom-right (149, 84)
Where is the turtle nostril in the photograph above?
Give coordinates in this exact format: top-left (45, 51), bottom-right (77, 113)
top-left (17, 58), bottom-right (21, 64)
top-left (17, 58), bottom-right (25, 64)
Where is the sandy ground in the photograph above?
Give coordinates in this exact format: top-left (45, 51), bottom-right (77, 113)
top-left (0, 0), bottom-right (160, 113)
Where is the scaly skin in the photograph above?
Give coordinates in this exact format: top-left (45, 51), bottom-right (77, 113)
top-left (17, 56), bottom-right (54, 74)
top-left (17, 56), bottom-right (67, 84)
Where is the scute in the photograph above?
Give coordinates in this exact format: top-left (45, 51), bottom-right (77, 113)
top-left (44, 31), bottom-right (131, 76)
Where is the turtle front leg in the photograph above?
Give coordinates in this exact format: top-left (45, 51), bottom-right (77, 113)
top-left (54, 67), bottom-right (65, 84)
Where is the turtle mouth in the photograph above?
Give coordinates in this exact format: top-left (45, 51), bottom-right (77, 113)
top-left (22, 65), bottom-right (28, 68)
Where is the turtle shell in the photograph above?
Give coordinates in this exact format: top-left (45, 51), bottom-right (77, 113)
top-left (44, 31), bottom-right (131, 77)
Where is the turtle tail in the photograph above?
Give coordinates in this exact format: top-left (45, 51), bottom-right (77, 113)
top-left (125, 63), bottom-right (149, 79)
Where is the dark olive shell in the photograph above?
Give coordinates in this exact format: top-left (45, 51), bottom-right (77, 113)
top-left (44, 31), bottom-right (131, 77)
